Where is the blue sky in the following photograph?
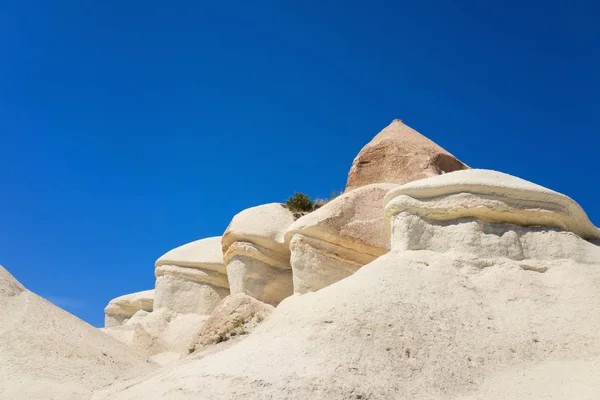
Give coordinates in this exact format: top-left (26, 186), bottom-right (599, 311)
top-left (1, 0), bottom-right (598, 327)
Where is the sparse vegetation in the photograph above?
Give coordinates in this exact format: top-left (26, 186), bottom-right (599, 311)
top-left (207, 315), bottom-right (258, 345)
top-left (285, 193), bottom-right (318, 214)
top-left (285, 190), bottom-right (343, 218)
top-left (187, 345), bottom-right (196, 354)
top-left (215, 333), bottom-right (229, 344)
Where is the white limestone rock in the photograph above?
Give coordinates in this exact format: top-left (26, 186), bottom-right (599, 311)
top-left (285, 183), bottom-right (395, 293)
top-left (384, 168), bottom-right (600, 239)
top-left (104, 289), bottom-right (154, 327)
top-left (222, 203), bottom-right (295, 305)
top-left (154, 236), bottom-right (229, 315)
top-left (96, 170), bottom-right (600, 400)
top-left (384, 169), bottom-right (600, 258)
top-left (103, 306), bottom-right (209, 365)
top-left (103, 237), bottom-right (227, 363)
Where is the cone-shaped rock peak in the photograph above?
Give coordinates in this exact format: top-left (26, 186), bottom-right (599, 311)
top-left (345, 119), bottom-right (468, 191)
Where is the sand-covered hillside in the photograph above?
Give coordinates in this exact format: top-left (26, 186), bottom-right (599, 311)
top-left (0, 265), bottom-right (156, 400)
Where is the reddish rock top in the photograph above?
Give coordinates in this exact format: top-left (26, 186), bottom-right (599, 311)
top-left (345, 119), bottom-right (468, 191)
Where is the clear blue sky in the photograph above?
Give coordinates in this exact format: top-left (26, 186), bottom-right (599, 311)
top-left (1, 1), bottom-right (598, 327)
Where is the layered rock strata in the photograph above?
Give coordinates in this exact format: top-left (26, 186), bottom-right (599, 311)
top-left (96, 170), bottom-right (600, 400)
top-left (104, 290), bottom-right (154, 327)
top-left (285, 183), bottom-right (395, 293)
top-left (154, 236), bottom-right (229, 315)
top-left (222, 203), bottom-right (295, 305)
top-left (384, 169), bottom-right (600, 262)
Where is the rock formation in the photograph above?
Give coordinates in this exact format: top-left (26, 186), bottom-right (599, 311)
top-left (104, 289), bottom-right (154, 327)
top-left (345, 119), bottom-right (468, 191)
top-left (0, 265), bottom-right (155, 399)
top-left (384, 168), bottom-right (600, 245)
top-left (384, 169), bottom-right (600, 266)
top-left (154, 236), bottom-right (229, 315)
top-left (6, 118), bottom-right (600, 399)
top-left (100, 236), bottom-right (233, 363)
top-left (222, 203), bottom-right (295, 305)
top-left (95, 170), bottom-right (600, 400)
top-left (285, 183), bottom-right (395, 293)
top-left (193, 293), bottom-right (274, 348)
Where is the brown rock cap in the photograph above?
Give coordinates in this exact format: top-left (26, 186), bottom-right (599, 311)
top-left (345, 119), bottom-right (468, 191)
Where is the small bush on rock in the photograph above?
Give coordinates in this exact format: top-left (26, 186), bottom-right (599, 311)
top-left (285, 193), bottom-right (317, 213)
top-left (285, 190), bottom-right (343, 218)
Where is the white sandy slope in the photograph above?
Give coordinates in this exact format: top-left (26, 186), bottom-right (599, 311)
top-left (0, 265), bottom-right (156, 400)
top-left (94, 241), bottom-right (600, 399)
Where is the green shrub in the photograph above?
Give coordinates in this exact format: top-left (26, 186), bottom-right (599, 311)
top-left (285, 192), bottom-right (317, 213)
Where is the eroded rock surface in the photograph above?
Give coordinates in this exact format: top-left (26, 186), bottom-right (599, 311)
top-left (154, 236), bottom-right (229, 315)
top-left (345, 119), bottom-right (468, 191)
top-left (104, 289), bottom-right (154, 327)
top-left (222, 203), bottom-right (295, 305)
top-left (384, 169), bottom-right (600, 257)
top-left (285, 183), bottom-right (395, 293)
top-left (95, 170), bottom-right (600, 400)
top-left (193, 293), bottom-right (274, 348)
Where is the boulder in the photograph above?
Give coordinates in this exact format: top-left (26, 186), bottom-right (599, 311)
top-left (104, 289), bottom-right (154, 327)
top-left (154, 236), bottom-right (229, 315)
top-left (193, 293), bottom-right (274, 348)
top-left (222, 203), bottom-right (295, 306)
top-left (285, 183), bottom-right (395, 293)
top-left (0, 265), bottom-right (155, 399)
top-left (93, 171), bottom-right (600, 400)
top-left (345, 119), bottom-right (468, 191)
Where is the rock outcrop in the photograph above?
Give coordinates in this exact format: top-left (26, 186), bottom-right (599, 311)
top-left (384, 169), bottom-right (600, 256)
top-left (285, 183), bottom-right (395, 293)
top-left (222, 203), bottom-right (295, 305)
top-left (345, 119), bottom-right (468, 191)
top-left (102, 237), bottom-right (230, 364)
top-left (193, 293), bottom-right (274, 348)
top-left (154, 236), bottom-right (229, 315)
top-left (0, 265), bottom-right (155, 399)
top-left (104, 289), bottom-right (154, 327)
top-left (95, 170), bottom-right (600, 400)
